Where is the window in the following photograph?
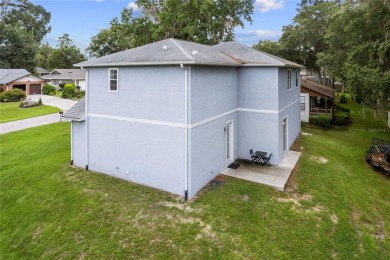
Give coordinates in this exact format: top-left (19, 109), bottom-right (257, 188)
top-left (296, 69), bottom-right (299, 88)
top-left (287, 69), bottom-right (292, 91)
top-left (109, 68), bottom-right (118, 92)
top-left (300, 96), bottom-right (305, 111)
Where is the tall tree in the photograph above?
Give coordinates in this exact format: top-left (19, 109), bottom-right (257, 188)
top-left (48, 34), bottom-right (86, 69)
top-left (0, 0), bottom-right (51, 43)
top-left (137, 0), bottom-right (254, 45)
top-left (87, 0), bottom-right (254, 57)
top-left (35, 43), bottom-right (53, 70)
top-left (0, 23), bottom-right (38, 72)
top-left (252, 40), bottom-right (281, 56)
top-left (278, 2), bottom-right (336, 80)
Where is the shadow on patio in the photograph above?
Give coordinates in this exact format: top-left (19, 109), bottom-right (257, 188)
top-left (221, 150), bottom-right (301, 191)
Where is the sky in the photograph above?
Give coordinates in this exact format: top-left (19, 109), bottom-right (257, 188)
top-left (30, 0), bottom-right (301, 52)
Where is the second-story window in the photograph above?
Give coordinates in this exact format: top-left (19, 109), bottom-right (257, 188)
top-left (287, 69), bottom-right (292, 91)
top-left (296, 70), bottom-right (299, 88)
top-left (109, 68), bottom-right (118, 92)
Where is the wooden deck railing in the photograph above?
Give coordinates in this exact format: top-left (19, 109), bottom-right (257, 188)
top-left (310, 107), bottom-right (332, 115)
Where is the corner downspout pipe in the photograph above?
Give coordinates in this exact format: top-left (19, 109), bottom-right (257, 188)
top-left (83, 66), bottom-right (89, 171)
top-left (180, 64), bottom-right (189, 200)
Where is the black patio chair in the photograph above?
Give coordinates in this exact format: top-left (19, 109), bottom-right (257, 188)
top-left (250, 149), bottom-right (260, 164)
top-left (262, 153), bottom-right (272, 166)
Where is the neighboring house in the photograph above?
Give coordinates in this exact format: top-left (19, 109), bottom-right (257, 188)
top-left (35, 67), bottom-right (50, 77)
top-left (0, 69), bottom-right (46, 95)
top-left (42, 69), bottom-right (86, 90)
top-left (300, 78), bottom-right (337, 122)
top-left (63, 38), bottom-right (303, 199)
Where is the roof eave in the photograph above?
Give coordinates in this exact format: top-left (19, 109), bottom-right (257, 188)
top-left (74, 61), bottom-right (243, 67)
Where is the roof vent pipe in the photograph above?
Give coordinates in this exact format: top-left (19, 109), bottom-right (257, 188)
top-left (162, 45), bottom-right (168, 51)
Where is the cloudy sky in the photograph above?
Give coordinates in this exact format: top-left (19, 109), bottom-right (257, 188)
top-left (31, 0), bottom-right (300, 52)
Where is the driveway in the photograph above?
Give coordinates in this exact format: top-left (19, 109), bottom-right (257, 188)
top-left (27, 94), bottom-right (77, 111)
top-left (0, 95), bottom-right (76, 134)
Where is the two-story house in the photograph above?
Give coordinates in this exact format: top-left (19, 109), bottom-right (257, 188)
top-left (63, 38), bottom-right (303, 199)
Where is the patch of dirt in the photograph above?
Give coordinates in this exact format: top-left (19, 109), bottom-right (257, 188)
top-left (290, 133), bottom-right (302, 152)
top-left (32, 226), bottom-right (43, 240)
top-left (275, 193), bottom-right (313, 206)
top-left (173, 215), bottom-right (216, 240)
top-left (78, 252), bottom-right (87, 260)
top-left (159, 201), bottom-right (195, 213)
top-left (241, 194), bottom-right (249, 202)
top-left (332, 249), bottom-right (337, 259)
top-left (310, 156), bottom-right (329, 164)
top-left (330, 213), bottom-right (339, 225)
top-left (351, 209), bottom-right (365, 253)
top-left (372, 215), bottom-right (386, 241)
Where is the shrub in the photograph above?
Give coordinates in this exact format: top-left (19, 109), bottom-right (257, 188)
top-left (62, 84), bottom-right (77, 99)
top-left (49, 92), bottom-right (56, 96)
top-left (333, 111), bottom-right (349, 126)
top-left (76, 90), bottom-right (85, 99)
top-left (58, 83), bottom-right (66, 91)
top-left (338, 104), bottom-right (350, 113)
top-left (38, 97), bottom-right (42, 106)
top-left (42, 84), bottom-right (57, 95)
top-left (309, 115), bottom-right (332, 129)
top-left (0, 89), bottom-right (26, 102)
top-left (339, 93), bottom-right (347, 104)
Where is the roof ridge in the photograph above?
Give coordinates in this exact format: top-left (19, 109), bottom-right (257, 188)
top-left (169, 38), bottom-right (194, 61)
top-left (232, 41), bottom-right (285, 65)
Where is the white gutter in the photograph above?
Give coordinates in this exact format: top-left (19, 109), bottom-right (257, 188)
top-left (180, 64), bottom-right (189, 200)
top-left (84, 67), bottom-right (89, 170)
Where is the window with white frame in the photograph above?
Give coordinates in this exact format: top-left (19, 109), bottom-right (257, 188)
top-left (109, 68), bottom-right (118, 92)
top-left (287, 69), bottom-right (292, 90)
top-left (296, 69), bottom-right (299, 88)
top-left (300, 96), bottom-right (305, 111)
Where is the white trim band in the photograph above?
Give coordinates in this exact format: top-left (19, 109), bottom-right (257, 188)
top-left (88, 113), bottom-right (186, 128)
top-left (88, 98), bottom-right (300, 129)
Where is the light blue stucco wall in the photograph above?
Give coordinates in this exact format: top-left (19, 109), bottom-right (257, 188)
top-left (88, 66), bottom-right (184, 123)
top-left (87, 117), bottom-right (186, 196)
top-left (238, 67), bottom-right (279, 111)
top-left (72, 122), bottom-right (86, 168)
top-left (188, 66), bottom-right (239, 198)
top-left (71, 64), bottom-right (301, 199)
top-left (278, 68), bottom-right (301, 110)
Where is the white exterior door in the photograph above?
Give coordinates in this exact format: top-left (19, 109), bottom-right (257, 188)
top-left (282, 117), bottom-right (288, 155)
top-left (226, 121), bottom-right (234, 166)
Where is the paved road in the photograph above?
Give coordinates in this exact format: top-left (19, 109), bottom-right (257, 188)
top-left (0, 95), bottom-right (76, 135)
top-left (0, 114), bottom-right (63, 134)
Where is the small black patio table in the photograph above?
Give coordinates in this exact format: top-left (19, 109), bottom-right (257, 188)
top-left (254, 151), bottom-right (267, 164)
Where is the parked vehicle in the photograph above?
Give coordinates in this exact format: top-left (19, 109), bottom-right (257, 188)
top-left (366, 138), bottom-right (390, 175)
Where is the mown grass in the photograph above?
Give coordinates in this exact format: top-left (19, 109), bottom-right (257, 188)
top-left (0, 101), bottom-right (389, 259)
top-left (0, 102), bottom-right (61, 123)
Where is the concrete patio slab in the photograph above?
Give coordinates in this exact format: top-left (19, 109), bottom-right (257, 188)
top-left (221, 150), bottom-right (301, 191)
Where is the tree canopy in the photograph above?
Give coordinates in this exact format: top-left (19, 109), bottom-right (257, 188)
top-left (253, 0), bottom-right (390, 112)
top-left (87, 0), bottom-right (254, 57)
top-left (46, 34), bottom-right (86, 69)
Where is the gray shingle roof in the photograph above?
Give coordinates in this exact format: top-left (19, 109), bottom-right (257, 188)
top-left (35, 67), bottom-right (50, 74)
top-left (75, 38), bottom-right (303, 68)
top-left (301, 79), bottom-right (337, 98)
top-left (0, 69), bottom-right (30, 84)
top-left (42, 69), bottom-right (86, 80)
top-left (62, 98), bottom-right (85, 121)
top-left (213, 42), bottom-right (302, 68)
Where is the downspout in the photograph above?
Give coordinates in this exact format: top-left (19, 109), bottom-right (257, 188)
top-left (84, 66), bottom-right (89, 171)
top-left (70, 123), bottom-right (73, 165)
top-left (180, 64), bottom-right (189, 200)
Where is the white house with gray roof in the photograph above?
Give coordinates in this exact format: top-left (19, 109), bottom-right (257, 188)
top-left (63, 38), bottom-right (303, 199)
top-left (42, 69), bottom-right (86, 90)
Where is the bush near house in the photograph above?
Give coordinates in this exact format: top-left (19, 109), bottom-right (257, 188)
top-left (62, 84), bottom-right (77, 99)
top-left (309, 115), bottom-right (332, 129)
top-left (340, 93), bottom-right (347, 104)
top-left (42, 84), bottom-right (57, 95)
top-left (0, 89), bottom-right (26, 102)
top-left (333, 111), bottom-right (350, 126)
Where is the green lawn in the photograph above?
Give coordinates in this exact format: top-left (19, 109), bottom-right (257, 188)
top-left (0, 102), bottom-right (61, 123)
top-left (0, 102), bottom-right (389, 259)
